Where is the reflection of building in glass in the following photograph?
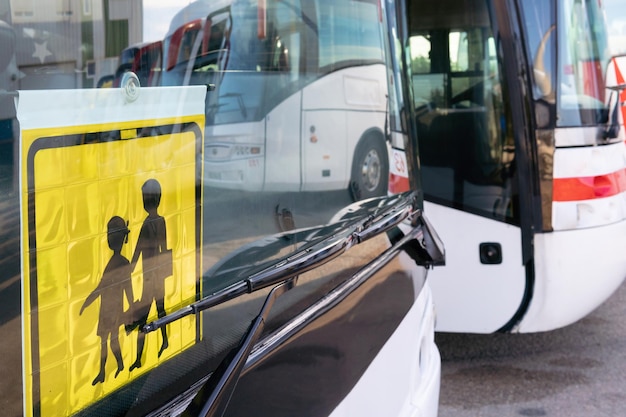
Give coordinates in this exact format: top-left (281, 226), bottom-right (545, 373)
top-left (2, 0), bottom-right (142, 88)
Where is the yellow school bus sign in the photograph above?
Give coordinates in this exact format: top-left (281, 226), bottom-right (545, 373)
top-left (17, 86), bottom-right (206, 416)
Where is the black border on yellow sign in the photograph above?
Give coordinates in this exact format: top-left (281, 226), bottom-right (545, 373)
top-left (26, 122), bottom-right (203, 417)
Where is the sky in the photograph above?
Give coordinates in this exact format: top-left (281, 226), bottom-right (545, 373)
top-left (602, 0), bottom-right (626, 53)
top-left (143, 0), bottom-right (192, 43)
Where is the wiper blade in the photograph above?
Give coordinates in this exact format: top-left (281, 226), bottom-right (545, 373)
top-left (183, 279), bottom-right (296, 417)
top-left (144, 192), bottom-right (419, 416)
top-left (143, 192), bottom-right (417, 334)
top-left (354, 195), bottom-right (414, 242)
top-left (143, 229), bottom-right (354, 333)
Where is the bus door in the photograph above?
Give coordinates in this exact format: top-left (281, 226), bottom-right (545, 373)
top-left (404, 0), bottom-right (526, 333)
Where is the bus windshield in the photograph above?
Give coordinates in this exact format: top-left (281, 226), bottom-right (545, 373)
top-left (522, 0), bottom-right (611, 127)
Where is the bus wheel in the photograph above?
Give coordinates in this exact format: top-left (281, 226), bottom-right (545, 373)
top-left (349, 136), bottom-right (388, 201)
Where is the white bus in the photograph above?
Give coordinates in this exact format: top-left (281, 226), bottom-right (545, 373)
top-left (391, 0), bottom-right (626, 333)
top-left (161, 0), bottom-right (391, 201)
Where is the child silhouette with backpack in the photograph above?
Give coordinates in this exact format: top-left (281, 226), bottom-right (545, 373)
top-left (127, 178), bottom-right (172, 371)
top-left (80, 216), bottom-right (132, 385)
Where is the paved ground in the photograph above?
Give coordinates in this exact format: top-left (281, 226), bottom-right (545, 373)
top-left (436, 277), bottom-right (626, 417)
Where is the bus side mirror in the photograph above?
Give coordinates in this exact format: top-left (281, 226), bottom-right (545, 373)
top-left (386, 213), bottom-right (446, 268)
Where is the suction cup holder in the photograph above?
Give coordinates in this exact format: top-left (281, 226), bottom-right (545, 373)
top-left (120, 71), bottom-right (140, 103)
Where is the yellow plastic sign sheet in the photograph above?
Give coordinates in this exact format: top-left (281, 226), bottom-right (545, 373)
top-left (17, 86), bottom-right (206, 417)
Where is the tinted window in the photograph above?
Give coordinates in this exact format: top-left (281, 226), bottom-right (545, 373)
top-left (408, 0), bottom-right (519, 224)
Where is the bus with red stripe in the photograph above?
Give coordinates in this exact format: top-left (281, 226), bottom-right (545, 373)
top-left (391, 0), bottom-right (626, 333)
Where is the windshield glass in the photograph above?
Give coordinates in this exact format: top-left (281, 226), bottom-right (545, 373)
top-left (0, 0), bottom-right (411, 416)
top-left (603, 0), bottom-right (626, 54)
top-left (520, 0), bottom-right (611, 127)
top-left (557, 0), bottom-right (611, 126)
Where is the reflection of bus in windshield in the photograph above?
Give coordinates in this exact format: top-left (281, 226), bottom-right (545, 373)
top-left (391, 0), bottom-right (626, 333)
top-left (163, 0), bottom-right (390, 200)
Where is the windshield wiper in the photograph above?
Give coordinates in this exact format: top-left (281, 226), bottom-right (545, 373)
top-left (143, 192), bottom-right (416, 334)
top-left (143, 192), bottom-right (418, 416)
top-left (182, 278), bottom-right (296, 417)
top-left (142, 227), bottom-right (355, 334)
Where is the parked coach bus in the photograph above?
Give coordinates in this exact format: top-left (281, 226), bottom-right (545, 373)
top-left (160, 0), bottom-right (391, 201)
top-left (390, 0), bottom-right (626, 333)
top-left (0, 0), bottom-right (444, 416)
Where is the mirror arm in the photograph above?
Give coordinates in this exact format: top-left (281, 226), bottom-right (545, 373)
top-left (604, 83), bottom-right (626, 139)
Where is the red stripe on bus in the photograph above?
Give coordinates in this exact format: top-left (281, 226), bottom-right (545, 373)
top-left (389, 173), bottom-right (410, 194)
top-left (553, 169), bottom-right (626, 201)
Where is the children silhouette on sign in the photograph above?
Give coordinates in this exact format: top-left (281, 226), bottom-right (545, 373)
top-left (80, 216), bottom-right (132, 386)
top-left (127, 178), bottom-right (172, 371)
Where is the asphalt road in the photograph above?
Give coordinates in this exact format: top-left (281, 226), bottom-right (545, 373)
top-left (436, 277), bottom-right (626, 417)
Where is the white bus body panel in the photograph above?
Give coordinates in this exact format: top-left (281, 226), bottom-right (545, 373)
top-left (519, 129), bottom-right (626, 332)
top-left (329, 284), bottom-right (440, 417)
top-left (205, 65), bottom-right (387, 193)
top-left (301, 65), bottom-right (387, 192)
top-left (301, 109), bottom-right (349, 191)
top-left (551, 140), bottom-right (626, 230)
top-left (422, 201), bottom-right (525, 333)
top-left (519, 219), bottom-right (626, 332)
top-left (264, 92), bottom-right (303, 190)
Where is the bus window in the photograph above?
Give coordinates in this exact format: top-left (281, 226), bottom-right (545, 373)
top-left (408, 3), bottom-right (518, 223)
top-left (521, 0), bottom-right (612, 127)
top-left (317, 0), bottom-right (384, 71)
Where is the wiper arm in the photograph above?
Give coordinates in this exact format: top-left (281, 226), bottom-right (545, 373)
top-left (144, 192), bottom-right (417, 334)
top-left (143, 229), bottom-right (354, 334)
top-left (354, 195), bottom-right (413, 243)
top-left (143, 192), bottom-right (418, 416)
top-left (604, 83), bottom-right (626, 139)
top-left (183, 279), bottom-right (296, 417)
